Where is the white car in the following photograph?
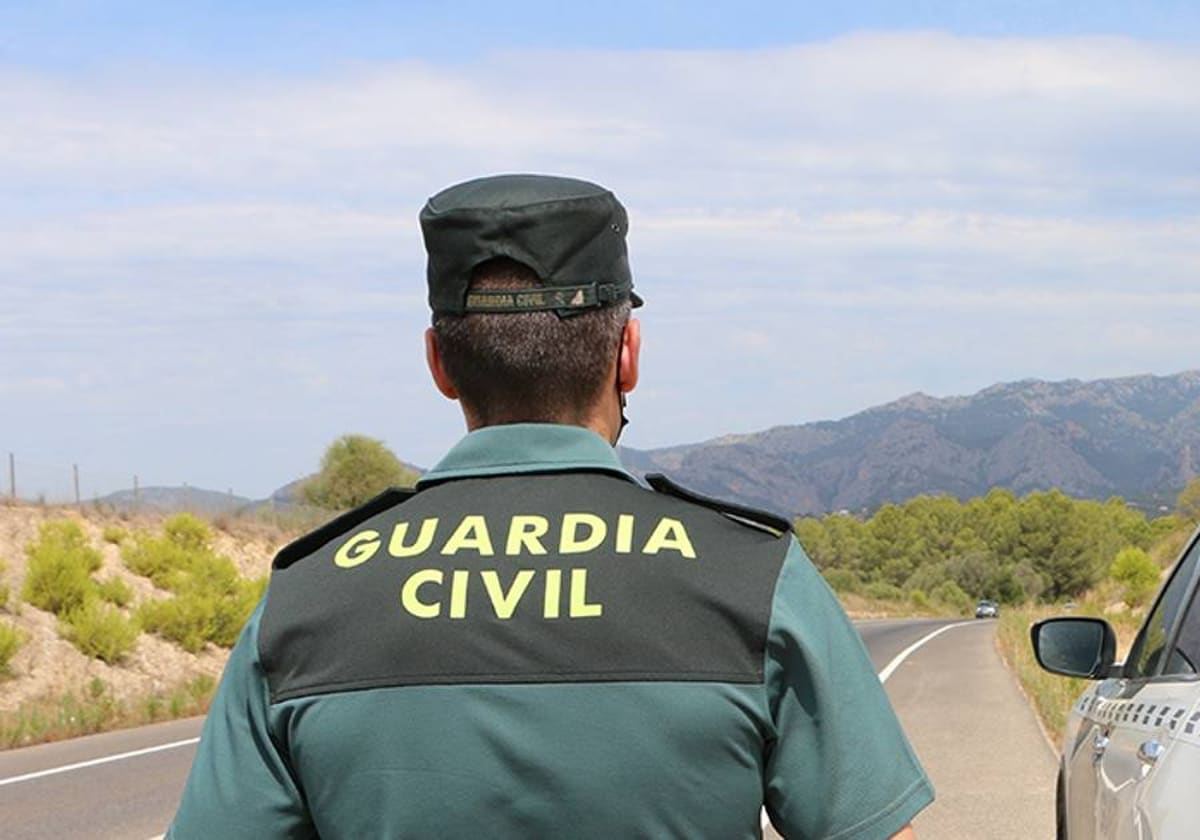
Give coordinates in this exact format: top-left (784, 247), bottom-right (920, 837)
top-left (1032, 530), bottom-right (1200, 840)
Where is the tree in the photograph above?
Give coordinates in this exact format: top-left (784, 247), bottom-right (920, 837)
top-left (302, 435), bottom-right (417, 511)
top-left (1176, 477), bottom-right (1200, 524)
top-left (1110, 547), bottom-right (1161, 608)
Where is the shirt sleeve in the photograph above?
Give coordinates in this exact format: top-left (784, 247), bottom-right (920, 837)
top-left (167, 601), bottom-right (315, 839)
top-left (763, 540), bottom-right (934, 839)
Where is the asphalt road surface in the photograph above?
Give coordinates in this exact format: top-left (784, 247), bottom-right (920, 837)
top-left (1, 618), bottom-right (1056, 839)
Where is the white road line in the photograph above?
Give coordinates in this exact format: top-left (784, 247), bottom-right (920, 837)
top-left (878, 621), bottom-right (974, 684)
top-left (0, 736), bottom-right (199, 787)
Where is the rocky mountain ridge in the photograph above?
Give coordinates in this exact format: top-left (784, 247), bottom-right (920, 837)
top-left (620, 370), bottom-right (1200, 516)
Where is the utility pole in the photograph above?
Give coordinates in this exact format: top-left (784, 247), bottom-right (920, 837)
top-left (73, 464), bottom-right (81, 508)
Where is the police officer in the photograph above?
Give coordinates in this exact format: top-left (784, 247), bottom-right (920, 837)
top-left (168, 174), bottom-right (932, 838)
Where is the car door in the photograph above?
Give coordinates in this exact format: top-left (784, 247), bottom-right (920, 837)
top-left (1090, 532), bottom-right (1200, 839)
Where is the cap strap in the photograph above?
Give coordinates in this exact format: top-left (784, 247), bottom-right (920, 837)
top-left (463, 282), bottom-right (626, 314)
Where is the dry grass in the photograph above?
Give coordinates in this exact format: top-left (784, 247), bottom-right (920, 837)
top-left (0, 674), bottom-right (215, 749)
top-left (995, 600), bottom-right (1143, 745)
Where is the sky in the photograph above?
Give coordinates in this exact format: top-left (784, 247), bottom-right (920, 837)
top-left (3, 2), bottom-right (1200, 501)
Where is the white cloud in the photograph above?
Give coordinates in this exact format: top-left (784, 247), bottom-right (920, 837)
top-left (4, 32), bottom-right (1200, 493)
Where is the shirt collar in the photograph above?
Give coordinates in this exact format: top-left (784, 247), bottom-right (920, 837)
top-left (418, 423), bottom-right (636, 486)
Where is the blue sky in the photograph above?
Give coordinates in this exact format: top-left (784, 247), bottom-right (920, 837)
top-left (3, 2), bottom-right (1200, 500)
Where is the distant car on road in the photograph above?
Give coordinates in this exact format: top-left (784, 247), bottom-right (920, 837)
top-left (975, 599), bottom-right (998, 619)
top-left (1032, 527), bottom-right (1200, 840)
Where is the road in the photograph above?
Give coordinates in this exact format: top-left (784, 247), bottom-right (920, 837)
top-left (1, 618), bottom-right (1056, 839)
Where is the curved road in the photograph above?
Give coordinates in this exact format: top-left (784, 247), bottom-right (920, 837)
top-left (0, 618), bottom-right (1056, 839)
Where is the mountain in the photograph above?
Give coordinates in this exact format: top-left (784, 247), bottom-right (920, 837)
top-left (96, 486), bottom-right (254, 515)
top-left (620, 370), bottom-right (1200, 517)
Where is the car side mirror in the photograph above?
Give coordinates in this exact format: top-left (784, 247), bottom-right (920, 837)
top-left (1030, 617), bottom-right (1117, 679)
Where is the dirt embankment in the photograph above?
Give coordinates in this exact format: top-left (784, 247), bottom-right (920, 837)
top-left (0, 501), bottom-right (294, 713)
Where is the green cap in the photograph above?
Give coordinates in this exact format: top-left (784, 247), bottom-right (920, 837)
top-left (420, 174), bottom-right (643, 317)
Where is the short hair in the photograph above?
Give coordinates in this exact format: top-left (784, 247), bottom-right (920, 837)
top-left (433, 258), bottom-right (631, 426)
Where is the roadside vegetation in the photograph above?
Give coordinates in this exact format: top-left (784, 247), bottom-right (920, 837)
top-left (804, 479), bottom-right (1200, 742)
top-left (0, 674), bottom-right (215, 749)
top-left (2, 446), bottom-right (1198, 750)
top-left (0, 508), bottom-right (284, 749)
top-left (22, 520), bottom-right (140, 664)
top-left (800, 488), bottom-right (1171, 607)
top-left (125, 513), bottom-right (266, 652)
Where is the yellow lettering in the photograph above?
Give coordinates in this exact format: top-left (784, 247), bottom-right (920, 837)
top-left (334, 530), bottom-right (381, 568)
top-left (449, 570), bottom-right (469, 619)
top-left (642, 518), bottom-right (696, 559)
top-left (401, 569), bottom-right (443, 618)
top-left (441, 515), bottom-right (494, 556)
top-left (543, 568), bottom-right (562, 619)
top-left (388, 518), bottom-right (439, 558)
top-left (506, 515), bottom-right (549, 556)
top-left (569, 569), bottom-right (603, 617)
top-left (481, 570), bottom-right (535, 619)
top-left (615, 514), bottom-right (634, 554)
top-left (560, 513), bottom-right (606, 554)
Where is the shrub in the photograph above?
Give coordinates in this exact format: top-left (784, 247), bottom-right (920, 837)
top-left (101, 526), bottom-right (127, 545)
top-left (931, 580), bottom-right (973, 614)
top-left (863, 581), bottom-right (904, 601)
top-left (822, 568), bottom-right (862, 594)
top-left (123, 535), bottom-right (192, 590)
top-left (138, 596), bottom-right (215, 653)
top-left (164, 513), bottom-right (213, 553)
top-left (1110, 547), bottom-right (1160, 608)
top-left (125, 514), bottom-right (264, 652)
top-left (0, 621), bottom-right (24, 677)
top-left (139, 575), bottom-right (263, 652)
top-left (61, 601), bottom-right (138, 664)
top-left (23, 521), bottom-right (102, 615)
top-left (97, 577), bottom-right (133, 608)
top-left (909, 589), bottom-right (930, 611)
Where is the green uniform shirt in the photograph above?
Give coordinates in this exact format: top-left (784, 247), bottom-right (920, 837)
top-left (169, 424), bottom-right (932, 839)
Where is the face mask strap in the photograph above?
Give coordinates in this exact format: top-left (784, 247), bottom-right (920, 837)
top-left (613, 327), bottom-right (630, 446)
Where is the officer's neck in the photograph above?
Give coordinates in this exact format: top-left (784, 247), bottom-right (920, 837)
top-left (460, 393), bottom-right (622, 447)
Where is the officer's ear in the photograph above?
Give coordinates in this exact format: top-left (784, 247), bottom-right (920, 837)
top-left (618, 318), bottom-right (640, 394)
top-left (425, 328), bottom-right (460, 400)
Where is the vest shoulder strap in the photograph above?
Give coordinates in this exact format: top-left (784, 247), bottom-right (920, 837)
top-left (272, 486), bottom-right (417, 569)
top-left (645, 473), bottom-right (792, 537)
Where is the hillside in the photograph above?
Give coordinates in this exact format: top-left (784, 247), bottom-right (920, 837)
top-left (621, 370), bottom-right (1200, 516)
top-left (0, 503), bottom-right (293, 722)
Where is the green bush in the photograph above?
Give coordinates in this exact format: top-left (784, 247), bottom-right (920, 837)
top-left (164, 513), bottom-right (213, 553)
top-left (909, 589), bottom-right (930, 611)
top-left (0, 621), bottom-right (24, 677)
top-left (124, 514), bottom-right (265, 652)
top-left (23, 521), bottom-right (103, 615)
top-left (821, 568), bottom-right (862, 594)
top-left (101, 526), bottom-right (127, 545)
top-left (123, 533), bottom-right (197, 590)
top-left (1110, 547), bottom-right (1160, 608)
top-left (139, 574), bottom-right (263, 652)
top-left (61, 601), bottom-right (138, 664)
top-left (97, 577), bottom-right (133, 608)
top-left (138, 595), bottom-right (216, 653)
top-left (863, 581), bottom-right (904, 601)
top-left (931, 580), bottom-right (973, 614)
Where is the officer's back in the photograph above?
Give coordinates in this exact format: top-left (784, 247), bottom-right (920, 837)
top-left (168, 174), bottom-right (932, 839)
